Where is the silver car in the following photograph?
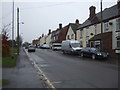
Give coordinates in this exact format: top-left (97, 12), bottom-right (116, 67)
top-left (28, 45), bottom-right (36, 52)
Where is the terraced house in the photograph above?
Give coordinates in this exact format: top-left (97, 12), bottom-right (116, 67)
top-left (77, 1), bottom-right (120, 57)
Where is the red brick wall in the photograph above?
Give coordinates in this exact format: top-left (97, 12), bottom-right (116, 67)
top-left (102, 32), bottom-right (115, 57)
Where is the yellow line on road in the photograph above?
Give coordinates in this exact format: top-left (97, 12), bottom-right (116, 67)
top-left (24, 48), bottom-right (56, 90)
top-left (34, 61), bottom-right (56, 90)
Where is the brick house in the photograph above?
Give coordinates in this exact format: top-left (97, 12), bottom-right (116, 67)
top-left (51, 24), bottom-right (69, 43)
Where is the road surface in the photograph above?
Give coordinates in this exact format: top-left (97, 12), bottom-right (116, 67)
top-left (26, 48), bottom-right (119, 88)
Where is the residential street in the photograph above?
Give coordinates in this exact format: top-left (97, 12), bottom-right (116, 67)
top-left (25, 48), bottom-right (119, 88)
top-left (2, 47), bottom-right (119, 88)
top-left (1, 1), bottom-right (120, 89)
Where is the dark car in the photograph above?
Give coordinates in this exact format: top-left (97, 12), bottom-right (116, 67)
top-left (25, 46), bottom-right (28, 49)
top-left (80, 47), bottom-right (109, 59)
top-left (28, 45), bottom-right (36, 52)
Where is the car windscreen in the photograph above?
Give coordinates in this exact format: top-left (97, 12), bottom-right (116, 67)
top-left (71, 43), bottom-right (80, 48)
top-left (91, 48), bottom-right (99, 52)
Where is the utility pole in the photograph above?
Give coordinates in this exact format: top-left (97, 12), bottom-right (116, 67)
top-left (12, 0), bottom-right (14, 58)
top-left (17, 8), bottom-right (19, 55)
top-left (100, 0), bottom-right (103, 51)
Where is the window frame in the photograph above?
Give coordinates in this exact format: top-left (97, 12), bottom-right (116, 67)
top-left (80, 30), bottom-right (83, 38)
top-left (86, 27), bottom-right (89, 37)
top-left (116, 18), bottom-right (120, 32)
top-left (94, 25), bottom-right (97, 35)
top-left (117, 37), bottom-right (120, 48)
top-left (104, 22), bottom-right (109, 32)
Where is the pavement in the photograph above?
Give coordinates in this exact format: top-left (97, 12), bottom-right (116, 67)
top-left (2, 47), bottom-right (44, 88)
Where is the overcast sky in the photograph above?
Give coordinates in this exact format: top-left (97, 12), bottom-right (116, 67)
top-left (1, 0), bottom-right (117, 43)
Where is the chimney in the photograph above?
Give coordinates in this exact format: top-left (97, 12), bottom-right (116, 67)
top-left (89, 6), bottom-right (96, 19)
top-left (59, 23), bottom-right (62, 29)
top-left (42, 34), bottom-right (44, 37)
top-left (118, 0), bottom-right (120, 9)
top-left (48, 29), bottom-right (51, 35)
top-left (75, 19), bottom-right (79, 24)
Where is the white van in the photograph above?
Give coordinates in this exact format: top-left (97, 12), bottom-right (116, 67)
top-left (61, 40), bottom-right (82, 54)
top-left (52, 43), bottom-right (62, 50)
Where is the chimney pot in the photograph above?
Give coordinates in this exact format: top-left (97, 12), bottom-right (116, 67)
top-left (48, 29), bottom-right (51, 35)
top-left (42, 34), bottom-right (44, 37)
top-left (59, 23), bottom-right (62, 29)
top-left (75, 19), bottom-right (79, 24)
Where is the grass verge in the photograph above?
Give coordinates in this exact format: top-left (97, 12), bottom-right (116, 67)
top-left (1, 79), bottom-right (10, 86)
top-left (2, 54), bottom-right (18, 68)
top-left (2, 47), bottom-right (18, 68)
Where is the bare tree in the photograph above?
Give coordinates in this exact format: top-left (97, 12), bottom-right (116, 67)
top-left (1, 23), bottom-right (11, 56)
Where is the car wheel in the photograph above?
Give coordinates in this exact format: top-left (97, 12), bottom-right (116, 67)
top-left (62, 50), bottom-right (65, 54)
top-left (81, 53), bottom-right (84, 57)
top-left (92, 54), bottom-right (96, 60)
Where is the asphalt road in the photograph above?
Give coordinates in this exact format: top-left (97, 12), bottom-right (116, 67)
top-left (27, 48), bottom-right (119, 88)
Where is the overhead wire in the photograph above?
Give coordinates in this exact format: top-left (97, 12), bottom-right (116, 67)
top-left (20, 2), bottom-right (74, 11)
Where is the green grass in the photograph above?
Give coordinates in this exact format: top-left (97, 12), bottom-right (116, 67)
top-left (2, 47), bottom-right (18, 68)
top-left (11, 47), bottom-right (18, 54)
top-left (2, 55), bottom-right (18, 68)
top-left (1, 79), bottom-right (10, 86)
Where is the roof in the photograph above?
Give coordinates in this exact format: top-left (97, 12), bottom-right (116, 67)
top-left (69, 23), bottom-right (80, 33)
top-left (78, 4), bottom-right (120, 29)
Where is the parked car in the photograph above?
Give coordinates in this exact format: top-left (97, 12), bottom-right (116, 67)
top-left (25, 46), bottom-right (28, 49)
top-left (61, 40), bottom-right (82, 54)
top-left (52, 43), bottom-right (62, 50)
top-left (40, 44), bottom-right (50, 49)
top-left (80, 47), bottom-right (109, 59)
top-left (28, 45), bottom-right (36, 52)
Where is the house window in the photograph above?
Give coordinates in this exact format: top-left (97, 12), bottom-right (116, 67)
top-left (53, 37), bottom-right (55, 41)
top-left (86, 40), bottom-right (89, 47)
top-left (117, 37), bottom-right (120, 48)
top-left (80, 30), bottom-right (83, 38)
top-left (104, 22), bottom-right (109, 32)
top-left (86, 27), bottom-right (89, 37)
top-left (116, 18), bottom-right (120, 31)
top-left (55, 36), bottom-right (58, 40)
top-left (95, 40), bottom-right (101, 50)
top-left (90, 41), bottom-right (94, 47)
top-left (94, 25), bottom-right (97, 35)
top-left (71, 34), bottom-right (74, 39)
top-left (67, 35), bottom-right (70, 40)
